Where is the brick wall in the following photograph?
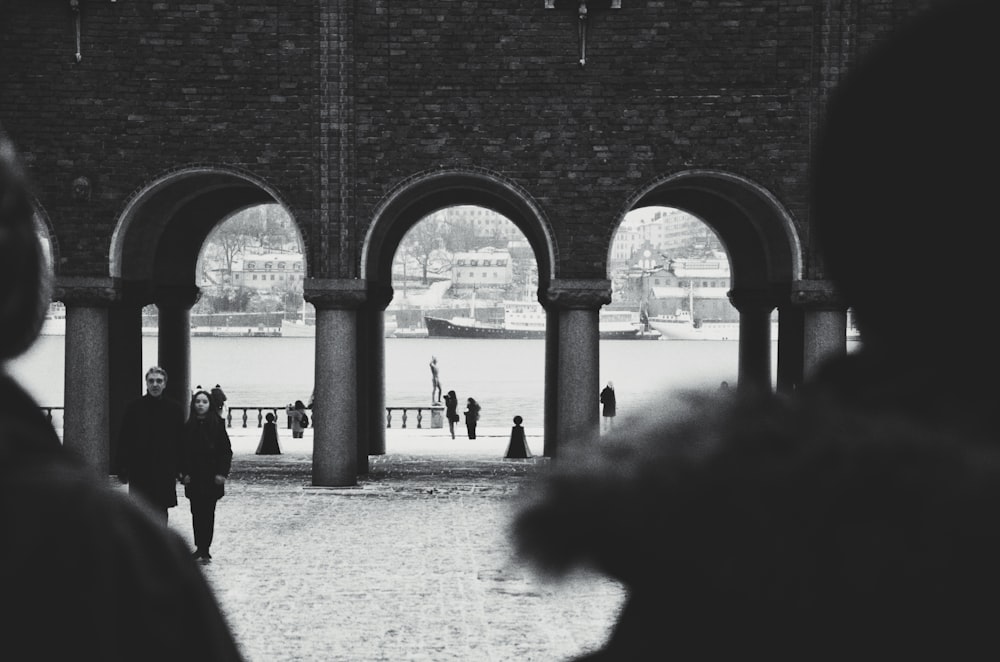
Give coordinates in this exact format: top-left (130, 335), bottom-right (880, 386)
top-left (0, 0), bottom-right (930, 280)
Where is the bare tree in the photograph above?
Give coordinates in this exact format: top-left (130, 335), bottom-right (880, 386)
top-left (400, 220), bottom-right (445, 284)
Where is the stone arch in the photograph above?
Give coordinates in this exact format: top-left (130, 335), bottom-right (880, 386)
top-left (362, 167), bottom-right (556, 298)
top-left (616, 169), bottom-right (802, 290)
top-left (110, 164), bottom-right (294, 287)
top-left (619, 169), bottom-right (805, 393)
top-left (30, 199), bottom-right (59, 277)
top-left (105, 164), bottom-right (298, 416)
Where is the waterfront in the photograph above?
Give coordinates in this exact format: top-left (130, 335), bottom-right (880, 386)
top-left (7, 335), bottom-right (773, 427)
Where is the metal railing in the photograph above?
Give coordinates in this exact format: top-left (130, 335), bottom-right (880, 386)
top-left (385, 405), bottom-right (442, 429)
top-left (39, 406), bottom-right (64, 424)
top-left (39, 404), bottom-right (442, 430)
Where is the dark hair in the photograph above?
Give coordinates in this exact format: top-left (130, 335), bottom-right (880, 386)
top-left (265, 412), bottom-right (275, 423)
top-left (0, 127), bottom-right (50, 361)
top-left (811, 0), bottom-right (995, 350)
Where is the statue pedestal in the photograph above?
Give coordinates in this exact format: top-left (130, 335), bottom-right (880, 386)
top-left (430, 406), bottom-right (444, 429)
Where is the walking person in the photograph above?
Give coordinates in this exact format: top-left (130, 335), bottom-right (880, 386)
top-left (0, 126), bottom-right (245, 660)
top-left (255, 412), bottom-right (281, 455)
top-left (600, 381), bottom-right (616, 433)
top-left (444, 390), bottom-right (460, 439)
top-left (286, 399), bottom-right (308, 438)
top-left (116, 366), bottom-right (185, 522)
top-left (464, 397), bottom-right (481, 440)
top-left (180, 389), bottom-right (233, 562)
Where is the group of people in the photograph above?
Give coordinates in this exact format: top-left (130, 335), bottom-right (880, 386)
top-left (117, 370), bottom-right (233, 562)
top-left (434, 356), bottom-right (481, 439)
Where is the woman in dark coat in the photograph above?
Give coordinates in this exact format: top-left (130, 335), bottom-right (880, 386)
top-left (444, 390), bottom-right (459, 439)
top-left (180, 390), bottom-right (233, 561)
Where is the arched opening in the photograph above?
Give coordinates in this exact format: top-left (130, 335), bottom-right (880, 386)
top-left (620, 171), bottom-right (803, 393)
top-left (385, 204), bottom-right (545, 432)
top-left (107, 167), bottom-right (292, 439)
top-left (602, 206), bottom-right (745, 421)
top-left (361, 169), bottom-right (555, 458)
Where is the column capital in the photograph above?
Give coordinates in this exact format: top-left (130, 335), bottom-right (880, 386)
top-left (789, 279), bottom-right (848, 311)
top-left (728, 287), bottom-right (780, 314)
top-left (544, 279), bottom-right (612, 310)
top-left (364, 281), bottom-right (395, 311)
top-left (53, 276), bottom-right (120, 307)
top-left (304, 278), bottom-right (368, 310)
top-left (153, 283), bottom-right (202, 309)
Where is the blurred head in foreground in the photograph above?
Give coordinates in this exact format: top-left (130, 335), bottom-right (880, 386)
top-left (512, 2), bottom-right (1000, 659)
top-left (0, 127), bottom-right (49, 362)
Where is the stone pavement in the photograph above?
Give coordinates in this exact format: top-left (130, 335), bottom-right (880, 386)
top-left (158, 424), bottom-right (626, 662)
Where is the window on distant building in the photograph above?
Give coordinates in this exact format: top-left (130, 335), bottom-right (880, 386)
top-left (470, 260), bottom-right (478, 266)
top-left (457, 259), bottom-right (466, 266)
top-left (247, 262), bottom-right (256, 271)
top-left (278, 262), bottom-right (285, 269)
top-left (265, 262), bottom-right (273, 271)
top-left (483, 260), bottom-right (491, 267)
top-left (253, 275), bottom-right (258, 281)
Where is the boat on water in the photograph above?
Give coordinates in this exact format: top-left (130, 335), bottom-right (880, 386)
top-left (424, 300), bottom-right (661, 340)
top-left (647, 311), bottom-right (750, 341)
top-left (650, 308), bottom-right (863, 342)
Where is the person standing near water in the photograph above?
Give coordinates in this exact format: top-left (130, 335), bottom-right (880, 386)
top-left (210, 383), bottom-right (227, 420)
top-left (464, 397), bottom-right (481, 440)
top-left (599, 381), bottom-right (616, 433)
top-left (444, 390), bottom-right (459, 439)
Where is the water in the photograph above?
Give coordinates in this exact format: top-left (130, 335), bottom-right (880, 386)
top-left (9, 335), bottom-right (761, 427)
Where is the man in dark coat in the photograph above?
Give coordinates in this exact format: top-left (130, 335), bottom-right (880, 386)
top-left (116, 366), bottom-right (185, 521)
top-left (0, 125), bottom-right (245, 661)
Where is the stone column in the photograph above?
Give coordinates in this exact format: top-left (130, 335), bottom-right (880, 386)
top-left (791, 280), bottom-right (848, 380)
top-left (729, 288), bottom-right (778, 393)
top-left (54, 276), bottom-right (117, 477)
top-left (108, 282), bottom-right (151, 472)
top-left (154, 284), bottom-right (201, 418)
top-left (362, 283), bottom-right (393, 464)
top-left (305, 278), bottom-right (367, 487)
top-left (545, 279), bottom-right (611, 458)
top-left (775, 303), bottom-right (805, 395)
top-left (543, 305), bottom-right (559, 458)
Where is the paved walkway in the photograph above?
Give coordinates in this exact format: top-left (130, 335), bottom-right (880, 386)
top-left (154, 425), bottom-right (625, 662)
